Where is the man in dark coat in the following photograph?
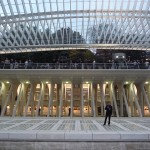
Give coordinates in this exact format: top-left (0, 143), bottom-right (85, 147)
top-left (103, 103), bottom-right (112, 126)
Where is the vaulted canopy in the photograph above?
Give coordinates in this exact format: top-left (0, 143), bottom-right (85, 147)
top-left (0, 0), bottom-right (150, 53)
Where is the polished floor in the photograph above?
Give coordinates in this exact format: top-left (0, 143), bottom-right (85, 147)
top-left (0, 117), bottom-right (150, 142)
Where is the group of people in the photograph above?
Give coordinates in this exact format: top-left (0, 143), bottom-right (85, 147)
top-left (1, 58), bottom-right (33, 69)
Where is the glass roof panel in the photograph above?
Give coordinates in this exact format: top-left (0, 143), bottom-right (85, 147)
top-left (0, 0), bottom-right (150, 53)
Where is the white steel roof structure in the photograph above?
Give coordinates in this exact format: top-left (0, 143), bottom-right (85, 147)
top-left (0, 0), bottom-right (150, 54)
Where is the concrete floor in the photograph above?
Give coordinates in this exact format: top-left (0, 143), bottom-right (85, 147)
top-left (0, 117), bottom-right (149, 142)
top-left (0, 117), bottom-right (150, 150)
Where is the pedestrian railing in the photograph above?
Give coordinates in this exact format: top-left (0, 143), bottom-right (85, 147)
top-left (0, 62), bottom-right (149, 69)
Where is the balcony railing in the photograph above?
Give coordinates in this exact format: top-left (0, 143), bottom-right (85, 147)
top-left (0, 62), bottom-right (149, 70)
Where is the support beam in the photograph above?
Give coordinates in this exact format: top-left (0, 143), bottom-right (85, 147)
top-left (130, 83), bottom-right (142, 117)
top-left (122, 84), bottom-right (131, 117)
top-left (110, 83), bottom-right (119, 117)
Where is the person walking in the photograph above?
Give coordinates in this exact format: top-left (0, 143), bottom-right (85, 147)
top-left (103, 102), bottom-right (112, 126)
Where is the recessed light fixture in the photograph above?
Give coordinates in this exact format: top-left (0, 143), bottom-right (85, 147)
top-left (125, 82), bottom-right (129, 84)
top-left (26, 81), bottom-right (29, 84)
top-left (86, 82), bottom-right (89, 84)
top-left (106, 82), bottom-right (108, 84)
top-left (46, 81), bottom-right (49, 84)
top-left (145, 81), bottom-right (149, 84)
top-left (66, 81), bottom-right (69, 84)
top-left (6, 81), bottom-right (10, 84)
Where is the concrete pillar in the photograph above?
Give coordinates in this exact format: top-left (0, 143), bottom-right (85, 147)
top-left (24, 83), bottom-right (34, 117)
top-left (90, 82), bottom-right (96, 117)
top-left (88, 84), bottom-right (90, 116)
top-left (71, 83), bottom-right (73, 117)
top-left (122, 83), bottom-right (131, 117)
top-left (36, 82), bottom-right (45, 117)
top-left (130, 83), bottom-right (142, 117)
top-left (81, 83), bottom-right (84, 117)
top-left (100, 83), bottom-right (106, 116)
top-left (31, 84), bottom-right (36, 117)
top-left (140, 83), bottom-right (150, 115)
top-left (13, 83), bottom-right (23, 117)
top-left (110, 83), bottom-right (119, 117)
top-left (21, 84), bottom-right (28, 116)
top-left (56, 84), bottom-right (60, 117)
top-left (95, 84), bottom-right (98, 117)
top-left (59, 82), bottom-right (64, 117)
top-left (118, 84), bottom-right (123, 116)
top-left (1, 83), bottom-right (12, 116)
top-left (10, 83), bottom-right (18, 116)
top-left (0, 82), bottom-right (10, 116)
top-left (129, 84), bottom-right (133, 116)
top-left (48, 83), bottom-right (54, 117)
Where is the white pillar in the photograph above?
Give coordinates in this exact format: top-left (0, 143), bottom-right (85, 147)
top-left (71, 83), bottom-right (73, 117)
top-left (36, 82), bottom-right (45, 117)
top-left (81, 83), bottom-right (84, 117)
top-left (24, 83), bottom-right (33, 117)
top-left (100, 83), bottom-right (106, 116)
top-left (141, 84), bottom-right (150, 112)
top-left (110, 83), bottom-right (119, 117)
top-left (1, 83), bottom-right (13, 116)
top-left (59, 82), bottom-right (64, 117)
top-left (48, 83), bottom-right (54, 117)
top-left (122, 83), bottom-right (131, 117)
top-left (118, 84), bottom-right (124, 117)
top-left (129, 84), bottom-right (133, 116)
top-left (31, 84), bottom-right (36, 117)
top-left (130, 83), bottom-right (142, 117)
top-left (0, 82), bottom-right (10, 115)
top-left (90, 82), bottom-right (96, 117)
top-left (12, 83), bottom-right (23, 117)
top-left (21, 84), bottom-right (28, 116)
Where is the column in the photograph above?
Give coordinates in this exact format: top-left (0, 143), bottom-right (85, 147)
top-left (90, 82), bottom-right (96, 117)
top-left (100, 83), bottom-right (106, 116)
top-left (121, 83), bottom-right (131, 117)
top-left (81, 83), bottom-right (84, 117)
top-left (59, 82), bottom-right (64, 117)
top-left (71, 83), bottom-right (73, 117)
top-left (24, 83), bottom-right (33, 117)
top-left (130, 83), bottom-right (142, 117)
top-left (48, 83), bottom-right (54, 117)
top-left (36, 82), bottom-right (45, 117)
top-left (13, 83), bottom-right (23, 117)
top-left (31, 84), bottom-right (36, 117)
top-left (110, 82), bottom-right (119, 117)
top-left (56, 84), bottom-right (60, 117)
top-left (1, 82), bottom-right (13, 116)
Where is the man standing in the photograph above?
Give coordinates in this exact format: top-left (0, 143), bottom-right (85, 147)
top-left (68, 107), bottom-right (71, 116)
top-left (103, 102), bottom-right (112, 126)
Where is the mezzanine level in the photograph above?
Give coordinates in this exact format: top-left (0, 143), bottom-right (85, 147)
top-left (0, 62), bottom-right (149, 70)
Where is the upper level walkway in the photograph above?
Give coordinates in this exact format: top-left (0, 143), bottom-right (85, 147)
top-left (0, 62), bottom-right (149, 70)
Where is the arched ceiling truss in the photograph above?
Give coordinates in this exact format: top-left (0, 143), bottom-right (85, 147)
top-left (0, 0), bottom-right (150, 54)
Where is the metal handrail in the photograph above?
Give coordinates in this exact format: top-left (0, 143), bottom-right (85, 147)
top-left (0, 62), bottom-right (149, 69)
